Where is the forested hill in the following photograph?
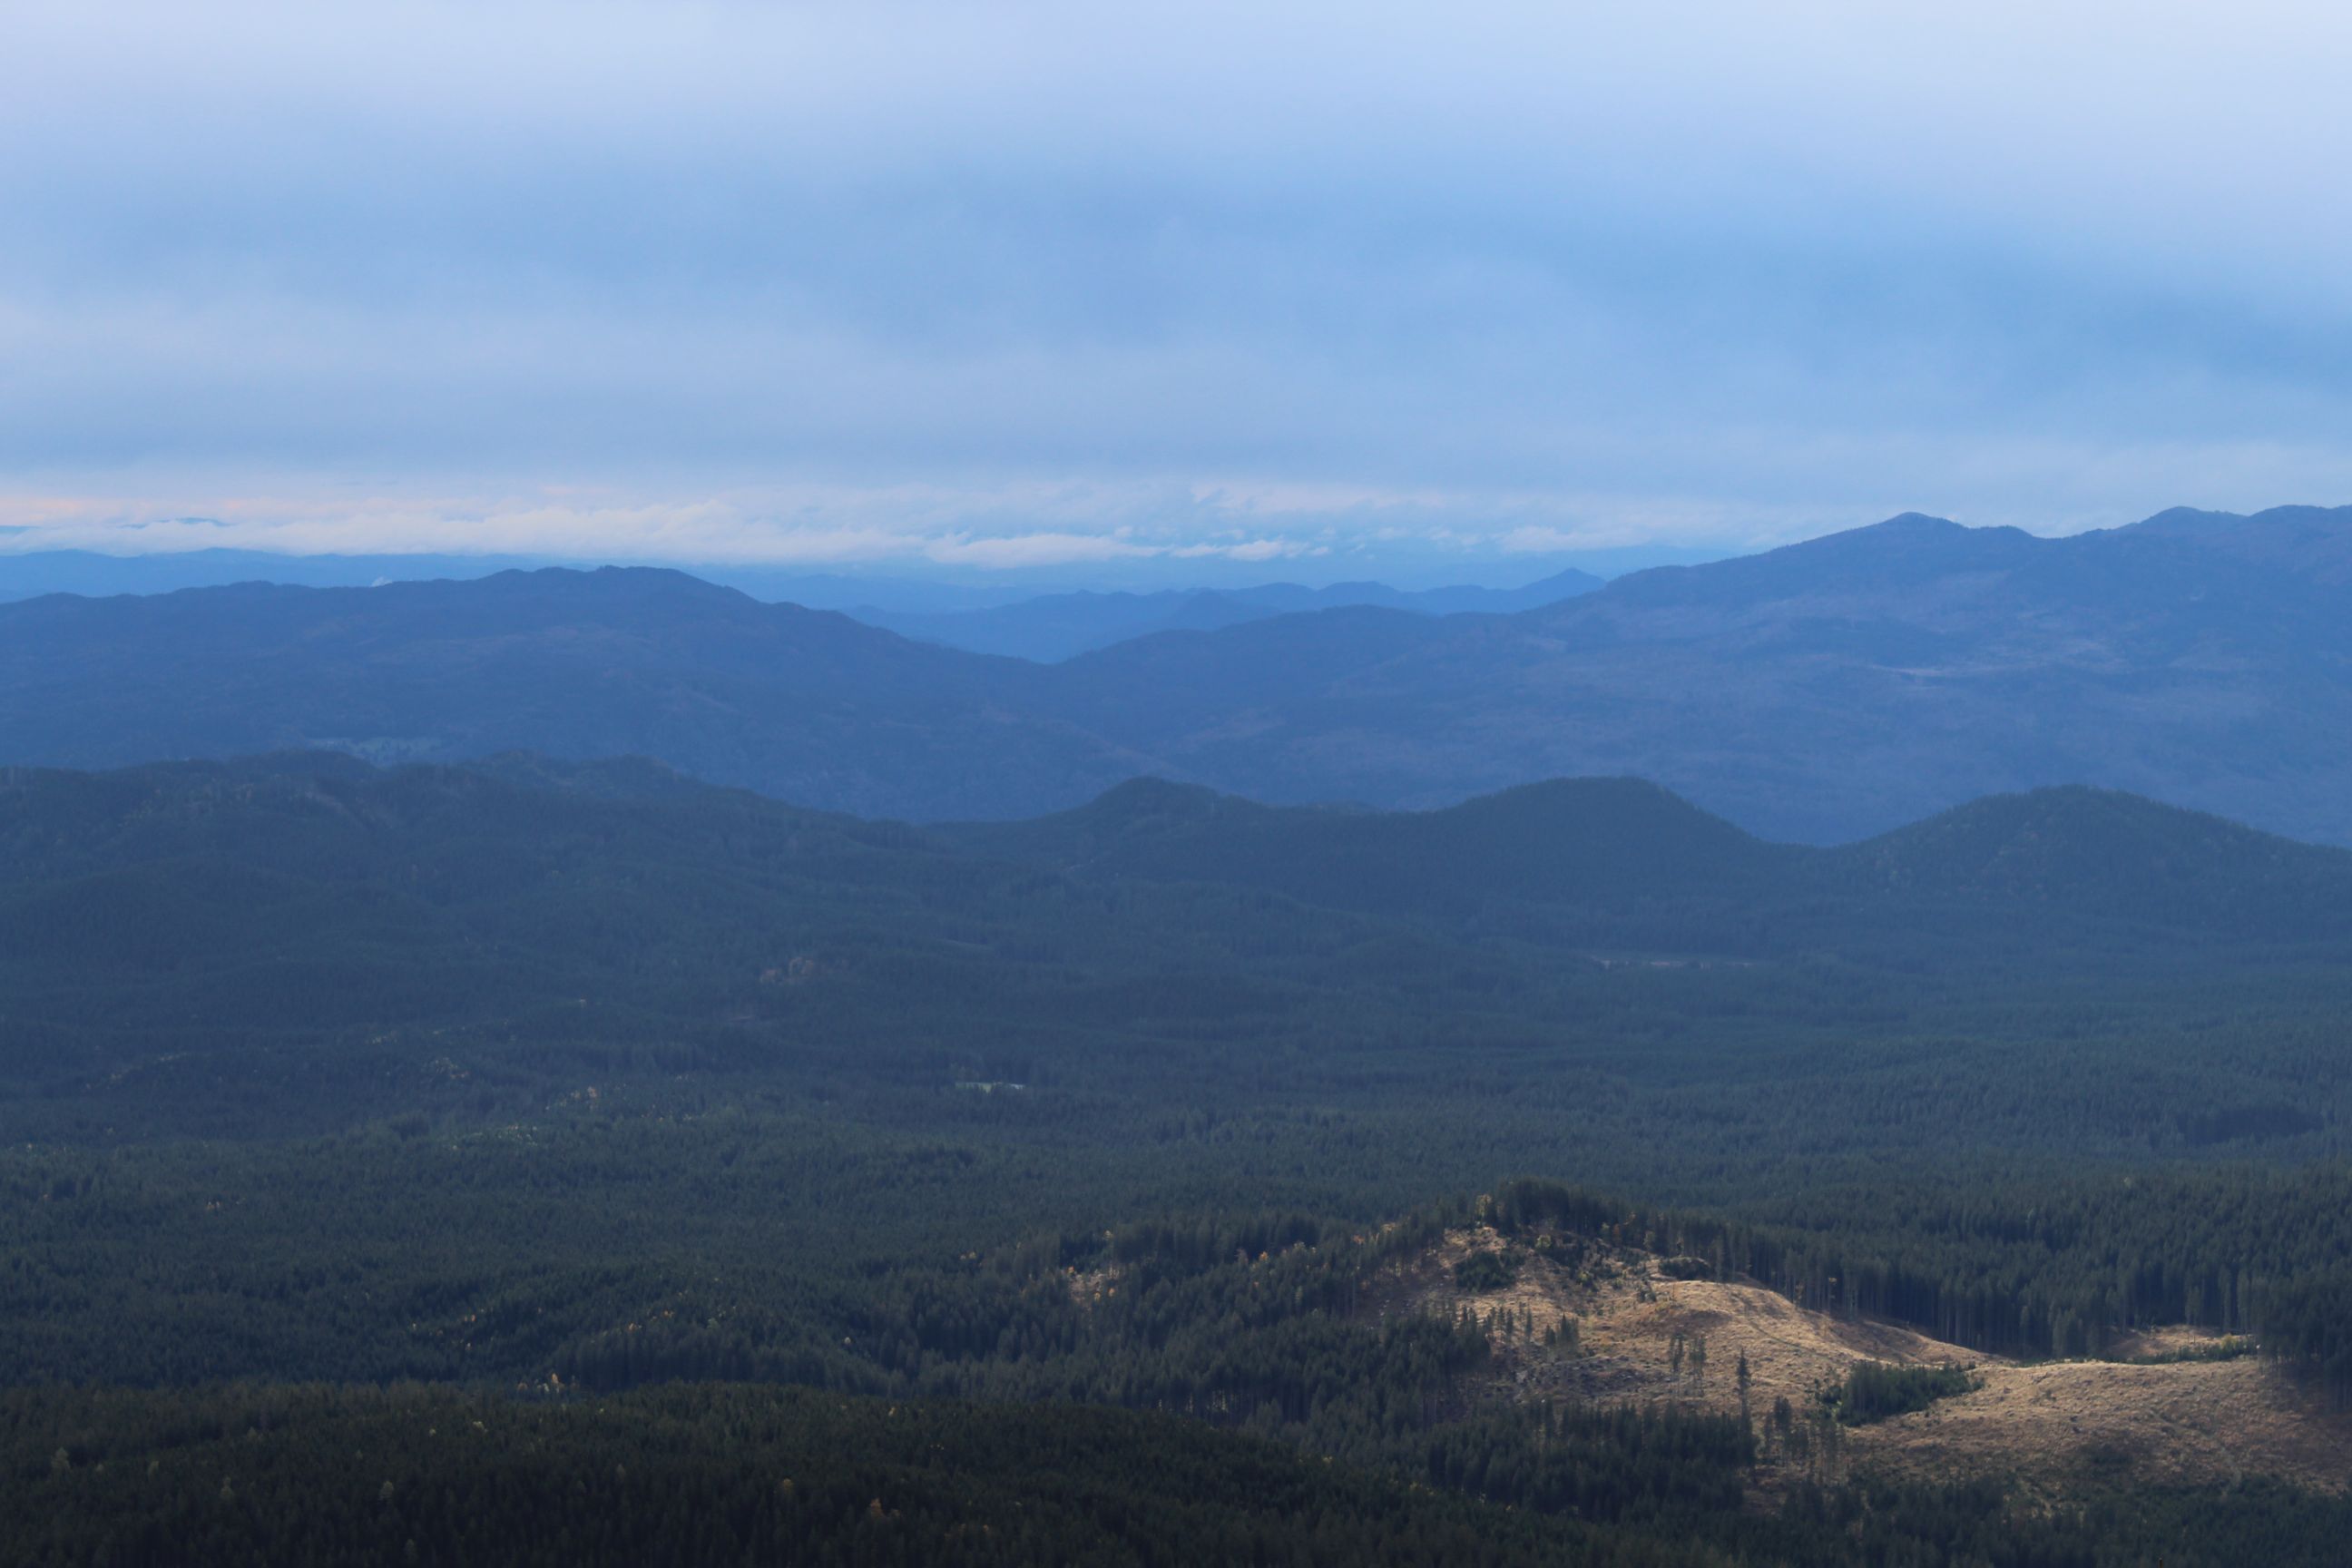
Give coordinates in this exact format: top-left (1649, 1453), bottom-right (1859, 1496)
top-left (5, 505), bottom-right (2352, 843)
top-left (1832, 787), bottom-right (2352, 932)
top-left (949, 774), bottom-right (2352, 951)
top-left (9, 756), bottom-right (2351, 1013)
top-left (0, 750), bottom-right (1026, 1036)
top-left (0, 751), bottom-right (903, 889)
top-left (945, 776), bottom-right (1796, 913)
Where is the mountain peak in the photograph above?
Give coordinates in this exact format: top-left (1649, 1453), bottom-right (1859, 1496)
top-left (1828, 512), bottom-right (2038, 550)
top-left (2131, 503), bottom-right (2352, 534)
top-left (497, 564), bottom-right (753, 603)
top-left (1830, 785), bottom-right (2352, 936)
top-left (1583, 510), bottom-right (2038, 614)
top-left (1079, 776), bottom-right (1230, 823)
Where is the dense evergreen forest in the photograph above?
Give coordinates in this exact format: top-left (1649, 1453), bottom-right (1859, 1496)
top-left (20, 1382), bottom-right (2352, 1568)
top-left (6, 753), bottom-right (2352, 1560)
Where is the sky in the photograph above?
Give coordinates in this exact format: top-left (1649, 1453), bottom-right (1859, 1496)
top-left (4, 1), bottom-right (2350, 585)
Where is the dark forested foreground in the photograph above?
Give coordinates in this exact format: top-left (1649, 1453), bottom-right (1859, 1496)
top-left (5, 1386), bottom-right (1639, 1568)
top-left (6, 754), bottom-right (2352, 1560)
top-left (11, 1384), bottom-right (2352, 1568)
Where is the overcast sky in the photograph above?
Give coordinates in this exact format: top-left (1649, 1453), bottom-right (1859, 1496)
top-left (4, 1), bottom-right (2349, 582)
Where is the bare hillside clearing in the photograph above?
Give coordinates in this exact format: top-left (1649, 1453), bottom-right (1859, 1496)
top-left (1367, 1225), bottom-right (2352, 1496)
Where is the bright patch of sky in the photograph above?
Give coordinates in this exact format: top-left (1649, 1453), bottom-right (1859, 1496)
top-left (3, 1), bottom-right (2349, 583)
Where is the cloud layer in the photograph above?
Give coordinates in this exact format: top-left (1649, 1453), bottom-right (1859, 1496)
top-left (5, 1), bottom-right (2350, 576)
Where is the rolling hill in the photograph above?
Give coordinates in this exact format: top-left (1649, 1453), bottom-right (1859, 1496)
top-left (11, 754), bottom-right (2348, 1026)
top-left (950, 772), bottom-right (2352, 954)
top-left (946, 775), bottom-right (1792, 915)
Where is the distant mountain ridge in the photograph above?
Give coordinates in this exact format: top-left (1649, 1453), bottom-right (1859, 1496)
top-left (0, 566), bottom-right (1135, 820)
top-left (0, 547), bottom-right (1602, 632)
top-left (1, 504), bottom-right (2347, 842)
top-left (0, 547), bottom-right (549, 602)
top-left (849, 569), bottom-right (1605, 662)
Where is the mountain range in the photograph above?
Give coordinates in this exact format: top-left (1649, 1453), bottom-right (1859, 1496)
top-left (0, 547), bottom-right (1603, 630)
top-left (847, 569), bottom-right (1604, 661)
top-left (2, 505), bottom-right (2347, 842)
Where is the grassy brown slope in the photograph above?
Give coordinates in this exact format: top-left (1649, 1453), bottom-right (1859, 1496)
top-left (1374, 1224), bottom-right (2352, 1499)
